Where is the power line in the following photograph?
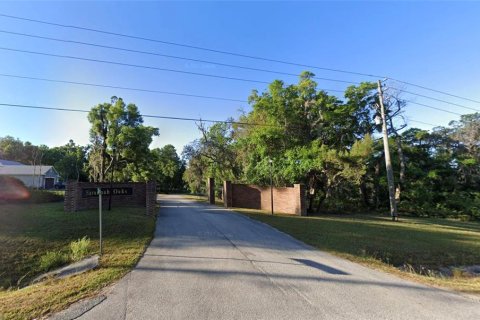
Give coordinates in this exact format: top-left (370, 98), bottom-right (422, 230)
top-left (404, 100), bottom-right (463, 116)
top-left (388, 78), bottom-right (480, 104)
top-left (5, 26), bottom-right (472, 111)
top-left (1, 13), bottom-right (478, 104)
top-left (2, 27), bottom-right (474, 111)
top-left (386, 87), bottom-right (480, 112)
top-left (0, 102), bottom-right (273, 127)
top-left (0, 72), bottom-right (467, 118)
top-left (0, 101), bottom-right (456, 132)
top-left (0, 29), bottom-right (357, 86)
top-left (408, 119), bottom-right (443, 127)
top-left (0, 46), bottom-right (345, 93)
top-left (0, 73), bottom-right (247, 103)
top-left (0, 13), bottom-right (383, 79)
top-left (0, 47), bottom-right (266, 85)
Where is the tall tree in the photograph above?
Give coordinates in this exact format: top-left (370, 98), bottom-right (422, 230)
top-left (151, 145), bottom-right (185, 192)
top-left (87, 97), bottom-right (159, 182)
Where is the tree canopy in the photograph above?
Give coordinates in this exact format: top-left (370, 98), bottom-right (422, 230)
top-left (182, 72), bottom-right (480, 219)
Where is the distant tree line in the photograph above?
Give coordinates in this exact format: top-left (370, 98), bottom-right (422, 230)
top-left (183, 72), bottom-right (480, 219)
top-left (0, 137), bottom-right (88, 182)
top-left (0, 97), bottom-right (186, 192)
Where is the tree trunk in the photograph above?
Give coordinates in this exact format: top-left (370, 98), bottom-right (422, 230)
top-left (100, 143), bottom-right (107, 182)
top-left (359, 177), bottom-right (370, 208)
top-left (316, 178), bottom-right (332, 213)
top-left (315, 192), bottom-right (326, 213)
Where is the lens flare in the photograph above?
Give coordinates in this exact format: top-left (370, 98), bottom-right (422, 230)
top-left (0, 177), bottom-right (30, 201)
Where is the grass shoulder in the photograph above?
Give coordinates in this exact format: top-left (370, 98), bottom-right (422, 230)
top-left (0, 202), bottom-right (156, 320)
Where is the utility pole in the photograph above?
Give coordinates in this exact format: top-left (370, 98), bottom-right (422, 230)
top-left (377, 80), bottom-right (398, 221)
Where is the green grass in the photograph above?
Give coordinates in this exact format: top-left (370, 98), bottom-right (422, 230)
top-left (0, 202), bottom-right (156, 320)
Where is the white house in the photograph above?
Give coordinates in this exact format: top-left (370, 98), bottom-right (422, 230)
top-left (0, 165), bottom-right (60, 189)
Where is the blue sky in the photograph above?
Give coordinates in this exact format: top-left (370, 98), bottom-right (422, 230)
top-left (0, 1), bottom-right (479, 153)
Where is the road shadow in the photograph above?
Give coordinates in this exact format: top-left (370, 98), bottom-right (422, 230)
top-left (292, 258), bottom-right (349, 275)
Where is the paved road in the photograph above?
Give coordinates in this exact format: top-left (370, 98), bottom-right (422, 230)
top-left (77, 194), bottom-right (479, 320)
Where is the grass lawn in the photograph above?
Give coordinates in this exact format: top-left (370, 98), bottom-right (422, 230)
top-left (185, 195), bottom-right (480, 294)
top-left (0, 202), bottom-right (156, 320)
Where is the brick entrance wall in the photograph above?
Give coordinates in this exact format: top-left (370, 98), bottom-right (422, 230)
top-left (223, 181), bottom-right (306, 215)
top-left (64, 181), bottom-right (157, 215)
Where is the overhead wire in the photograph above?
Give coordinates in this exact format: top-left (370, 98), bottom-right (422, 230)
top-left (388, 78), bottom-right (480, 104)
top-left (6, 28), bottom-right (478, 112)
top-left (0, 46), bottom-right (345, 93)
top-left (404, 100), bottom-right (463, 116)
top-left (0, 101), bottom-right (454, 131)
top-left (0, 72), bottom-right (468, 118)
top-left (1, 12), bottom-right (478, 104)
top-left (3, 27), bottom-right (477, 111)
top-left (0, 29), bottom-right (357, 85)
top-left (408, 119), bottom-right (443, 127)
top-left (395, 88), bottom-right (480, 112)
top-left (0, 22), bottom-right (470, 128)
top-left (0, 73), bottom-right (247, 103)
top-left (0, 13), bottom-right (383, 79)
top-left (0, 102), bottom-right (273, 126)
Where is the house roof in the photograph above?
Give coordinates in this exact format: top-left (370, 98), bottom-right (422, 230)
top-left (0, 159), bottom-right (25, 166)
top-left (0, 165), bottom-right (57, 176)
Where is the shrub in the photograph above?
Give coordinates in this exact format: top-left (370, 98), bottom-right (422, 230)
top-left (39, 251), bottom-right (69, 272)
top-left (27, 189), bottom-right (64, 203)
top-left (70, 236), bottom-right (91, 261)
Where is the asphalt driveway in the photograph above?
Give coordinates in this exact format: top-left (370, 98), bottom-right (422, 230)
top-left (74, 194), bottom-right (480, 320)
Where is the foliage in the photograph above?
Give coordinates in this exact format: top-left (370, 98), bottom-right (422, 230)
top-left (38, 251), bottom-right (69, 272)
top-left (25, 190), bottom-right (64, 203)
top-left (183, 122), bottom-right (238, 194)
top-left (183, 72), bottom-right (480, 219)
top-left (45, 140), bottom-right (87, 181)
top-left (1, 97), bottom-right (184, 190)
top-left (150, 145), bottom-right (186, 192)
top-left (69, 236), bottom-right (91, 262)
top-left (87, 96), bottom-right (159, 182)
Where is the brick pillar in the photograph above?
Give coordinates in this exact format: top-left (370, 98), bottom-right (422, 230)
top-left (207, 177), bottom-right (215, 204)
top-left (64, 180), bottom-right (76, 212)
top-left (223, 181), bottom-right (232, 208)
top-left (145, 181), bottom-right (157, 215)
top-left (294, 184), bottom-right (307, 216)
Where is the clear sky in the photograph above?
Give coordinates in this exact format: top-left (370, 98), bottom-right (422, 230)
top-left (0, 1), bottom-right (479, 153)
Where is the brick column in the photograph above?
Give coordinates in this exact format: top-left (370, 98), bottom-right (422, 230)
top-left (223, 181), bottom-right (232, 208)
top-left (294, 184), bottom-right (307, 216)
top-left (145, 181), bottom-right (157, 215)
top-left (64, 180), bottom-right (76, 212)
top-left (207, 178), bottom-right (215, 204)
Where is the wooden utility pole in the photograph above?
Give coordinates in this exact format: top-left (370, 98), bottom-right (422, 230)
top-left (377, 80), bottom-right (398, 221)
